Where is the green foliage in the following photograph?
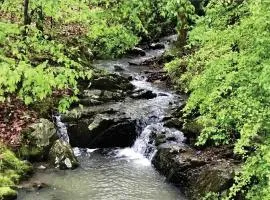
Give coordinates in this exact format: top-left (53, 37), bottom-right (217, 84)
top-left (202, 192), bottom-right (220, 200)
top-left (85, 0), bottom-right (178, 57)
top-left (0, 187), bottom-right (17, 200)
top-left (167, 0), bottom-right (270, 199)
top-left (0, 21), bottom-right (91, 112)
top-left (87, 23), bottom-right (138, 58)
top-left (159, 0), bottom-right (196, 46)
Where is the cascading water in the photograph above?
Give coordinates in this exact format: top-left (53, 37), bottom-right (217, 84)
top-left (116, 119), bottom-right (185, 166)
top-left (113, 66), bottom-right (185, 164)
top-left (132, 123), bottom-right (185, 159)
top-left (54, 115), bottom-right (70, 144)
top-left (115, 82), bottom-right (185, 165)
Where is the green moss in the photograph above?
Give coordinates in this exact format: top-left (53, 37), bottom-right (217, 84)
top-left (0, 145), bottom-right (32, 200)
top-left (0, 148), bottom-right (31, 175)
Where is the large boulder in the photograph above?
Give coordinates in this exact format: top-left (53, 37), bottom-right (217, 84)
top-left (78, 89), bottom-right (125, 106)
top-left (130, 89), bottom-right (157, 99)
top-left (164, 118), bottom-right (184, 129)
top-left (67, 113), bottom-right (138, 148)
top-left (128, 47), bottom-right (146, 56)
top-left (149, 43), bottom-right (165, 50)
top-left (89, 73), bottom-right (134, 91)
top-left (48, 140), bottom-right (78, 170)
top-left (152, 144), bottom-right (238, 200)
top-left (19, 119), bottom-right (58, 161)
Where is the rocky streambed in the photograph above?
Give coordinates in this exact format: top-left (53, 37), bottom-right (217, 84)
top-left (17, 35), bottom-right (238, 200)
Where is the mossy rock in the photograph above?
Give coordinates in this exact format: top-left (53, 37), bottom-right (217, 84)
top-left (89, 73), bottom-right (134, 91)
top-left (0, 145), bottom-right (32, 200)
top-left (0, 146), bottom-right (33, 178)
top-left (187, 162), bottom-right (236, 200)
top-left (48, 140), bottom-right (79, 170)
top-left (18, 119), bottom-right (58, 161)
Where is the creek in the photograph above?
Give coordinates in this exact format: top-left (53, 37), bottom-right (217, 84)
top-left (18, 35), bottom-right (186, 200)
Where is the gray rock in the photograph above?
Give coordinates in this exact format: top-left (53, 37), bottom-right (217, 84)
top-left (164, 118), bottom-right (184, 129)
top-left (152, 144), bottom-right (237, 200)
top-left (62, 105), bottom-right (119, 123)
top-left (67, 113), bottom-right (138, 148)
top-left (37, 165), bottom-right (46, 170)
top-left (129, 47), bottom-right (146, 56)
top-left (128, 57), bottom-right (157, 66)
top-left (49, 140), bottom-right (79, 170)
top-left (17, 181), bottom-right (49, 191)
top-left (155, 134), bottom-right (167, 146)
top-left (79, 89), bottom-right (125, 106)
top-left (130, 89), bottom-right (157, 99)
top-left (149, 43), bottom-right (165, 50)
top-left (19, 119), bottom-right (58, 161)
top-left (158, 93), bottom-right (169, 97)
top-left (114, 64), bottom-right (125, 71)
top-left (90, 73), bottom-right (134, 91)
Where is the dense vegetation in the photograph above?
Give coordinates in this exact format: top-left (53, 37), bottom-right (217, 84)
top-left (166, 0), bottom-right (270, 199)
top-left (0, 0), bottom-right (178, 112)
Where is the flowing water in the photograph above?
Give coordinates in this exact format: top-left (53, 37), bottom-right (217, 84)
top-left (18, 149), bottom-right (184, 200)
top-left (18, 35), bottom-right (186, 200)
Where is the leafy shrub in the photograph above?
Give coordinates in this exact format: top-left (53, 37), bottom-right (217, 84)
top-left (167, 0), bottom-right (270, 199)
top-left (0, 22), bottom-right (91, 112)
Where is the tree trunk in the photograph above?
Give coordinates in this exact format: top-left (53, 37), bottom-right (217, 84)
top-left (177, 13), bottom-right (188, 48)
top-left (24, 0), bottom-right (30, 25)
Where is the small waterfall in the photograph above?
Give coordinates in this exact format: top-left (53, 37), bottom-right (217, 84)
top-left (54, 115), bottom-right (70, 144)
top-left (132, 123), bottom-right (185, 160)
top-left (116, 121), bottom-right (185, 165)
top-left (132, 124), bottom-right (156, 158)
